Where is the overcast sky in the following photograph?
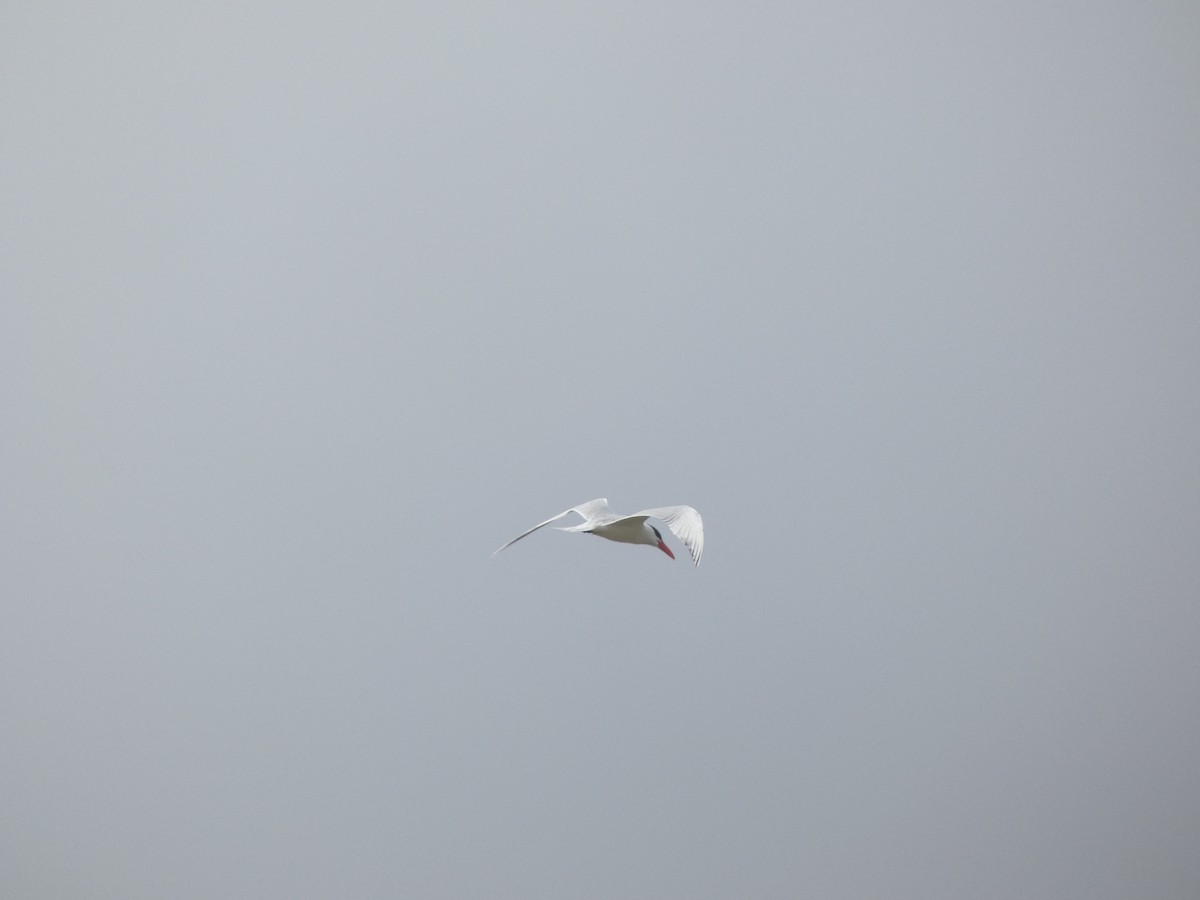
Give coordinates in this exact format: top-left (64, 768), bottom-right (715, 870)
top-left (3, 3), bottom-right (1198, 898)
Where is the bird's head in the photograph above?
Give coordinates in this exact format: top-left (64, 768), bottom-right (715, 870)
top-left (651, 525), bottom-right (675, 560)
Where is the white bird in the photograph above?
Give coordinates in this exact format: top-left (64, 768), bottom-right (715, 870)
top-left (492, 498), bottom-right (704, 566)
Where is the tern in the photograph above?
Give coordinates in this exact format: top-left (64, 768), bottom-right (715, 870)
top-left (492, 498), bottom-right (704, 566)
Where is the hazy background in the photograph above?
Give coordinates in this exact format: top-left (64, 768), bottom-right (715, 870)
top-left (3, 2), bottom-right (1198, 897)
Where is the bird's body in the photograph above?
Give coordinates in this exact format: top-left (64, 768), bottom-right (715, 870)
top-left (492, 498), bottom-right (704, 566)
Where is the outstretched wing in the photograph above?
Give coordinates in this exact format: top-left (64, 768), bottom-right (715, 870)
top-left (491, 498), bottom-right (612, 557)
top-left (631, 505), bottom-right (705, 566)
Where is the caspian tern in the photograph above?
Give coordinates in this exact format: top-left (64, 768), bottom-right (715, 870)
top-left (492, 498), bottom-right (704, 566)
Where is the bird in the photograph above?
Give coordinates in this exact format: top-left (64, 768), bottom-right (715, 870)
top-left (492, 498), bottom-right (704, 566)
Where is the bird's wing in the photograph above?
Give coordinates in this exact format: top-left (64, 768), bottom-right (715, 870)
top-left (568, 498), bottom-right (615, 525)
top-left (630, 505), bottom-right (705, 566)
top-left (491, 498), bottom-right (611, 557)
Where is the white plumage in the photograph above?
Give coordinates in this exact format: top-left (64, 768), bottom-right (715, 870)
top-left (492, 498), bottom-right (704, 566)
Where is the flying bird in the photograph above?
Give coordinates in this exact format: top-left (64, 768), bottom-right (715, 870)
top-left (492, 498), bottom-right (704, 566)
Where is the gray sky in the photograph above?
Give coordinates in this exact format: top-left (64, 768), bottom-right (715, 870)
top-left (3, 2), bottom-right (1198, 898)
